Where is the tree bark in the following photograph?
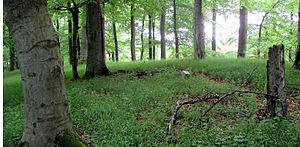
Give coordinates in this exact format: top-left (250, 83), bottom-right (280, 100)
top-left (68, 5), bottom-right (73, 65)
top-left (141, 14), bottom-right (145, 61)
top-left (266, 45), bottom-right (288, 117)
top-left (193, 0), bottom-right (205, 59)
top-left (80, 24), bottom-right (88, 63)
top-left (101, 2), bottom-right (106, 61)
top-left (130, 3), bottom-right (136, 61)
top-left (161, 8), bottom-right (166, 59)
top-left (56, 19), bottom-right (61, 49)
top-left (86, 1), bottom-right (110, 78)
top-left (113, 21), bottom-right (119, 62)
top-left (149, 14), bottom-right (152, 60)
top-left (237, 4), bottom-right (248, 58)
top-left (9, 47), bottom-right (15, 71)
top-left (212, 4), bottom-right (216, 52)
top-left (173, 0), bottom-right (179, 59)
top-left (294, 0), bottom-right (300, 69)
top-left (4, 0), bottom-right (79, 145)
top-left (153, 19), bottom-right (156, 60)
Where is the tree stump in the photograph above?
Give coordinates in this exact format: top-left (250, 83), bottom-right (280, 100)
top-left (266, 44), bottom-right (288, 117)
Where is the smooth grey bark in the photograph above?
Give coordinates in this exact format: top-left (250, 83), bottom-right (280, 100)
top-left (173, 0), bottom-right (179, 58)
top-left (130, 4), bottom-right (136, 61)
top-left (267, 45), bottom-right (288, 117)
top-left (141, 14), bottom-right (145, 61)
top-left (80, 24), bottom-right (88, 63)
top-left (86, 1), bottom-right (110, 78)
top-left (237, 5), bottom-right (248, 58)
top-left (4, 0), bottom-right (74, 146)
top-left (294, 0), bottom-right (300, 69)
top-left (153, 19), bottom-right (156, 60)
top-left (113, 21), bottom-right (119, 62)
top-left (161, 8), bottom-right (166, 59)
top-left (9, 47), bottom-right (15, 71)
top-left (193, 0), bottom-right (205, 59)
top-left (149, 14), bottom-right (153, 60)
top-left (212, 4), bottom-right (216, 52)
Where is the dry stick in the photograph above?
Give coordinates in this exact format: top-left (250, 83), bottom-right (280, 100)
top-left (199, 67), bottom-right (257, 121)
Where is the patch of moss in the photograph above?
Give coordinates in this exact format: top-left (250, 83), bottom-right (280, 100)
top-left (55, 128), bottom-right (85, 147)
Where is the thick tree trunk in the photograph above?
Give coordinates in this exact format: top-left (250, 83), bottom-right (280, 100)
top-left (9, 47), bottom-right (15, 71)
top-left (80, 24), bottom-right (88, 63)
top-left (141, 15), bottom-right (145, 61)
top-left (86, 1), bottom-right (110, 78)
top-left (237, 5), bottom-right (248, 58)
top-left (149, 14), bottom-right (152, 60)
top-left (173, 0), bottom-right (179, 58)
top-left (294, 0), bottom-right (300, 69)
top-left (212, 5), bottom-right (216, 52)
top-left (71, 9), bottom-right (80, 79)
top-left (193, 0), bottom-right (205, 59)
top-left (161, 8), bottom-right (166, 59)
top-left (266, 45), bottom-right (288, 117)
top-left (153, 19), bottom-right (156, 60)
top-left (101, 3), bottom-right (106, 61)
top-left (130, 4), bottom-right (136, 61)
top-left (4, 0), bottom-right (80, 146)
top-left (113, 21), bottom-right (119, 62)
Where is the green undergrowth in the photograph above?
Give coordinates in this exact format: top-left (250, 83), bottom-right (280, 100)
top-left (3, 58), bottom-right (300, 146)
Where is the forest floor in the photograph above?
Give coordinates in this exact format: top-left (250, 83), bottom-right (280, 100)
top-left (3, 58), bottom-right (300, 146)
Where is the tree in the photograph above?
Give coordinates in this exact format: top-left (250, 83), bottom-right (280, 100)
top-left (80, 24), bottom-right (88, 63)
top-left (9, 47), bottom-right (15, 71)
top-left (173, 0), bottom-right (179, 58)
top-left (131, 2), bottom-right (136, 61)
top-left (294, 0), bottom-right (300, 69)
top-left (149, 14), bottom-right (153, 60)
top-left (113, 21), bottom-right (119, 62)
top-left (212, 1), bottom-right (217, 52)
top-left (153, 19), bottom-right (156, 60)
top-left (237, 1), bottom-right (248, 58)
top-left (141, 14), bottom-right (145, 61)
top-left (193, 0), bottom-right (205, 59)
top-left (161, 8), bottom-right (166, 59)
top-left (85, 0), bottom-right (110, 78)
top-left (4, 0), bottom-right (82, 145)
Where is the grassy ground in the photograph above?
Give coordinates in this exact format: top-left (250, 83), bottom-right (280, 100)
top-left (3, 58), bottom-right (300, 146)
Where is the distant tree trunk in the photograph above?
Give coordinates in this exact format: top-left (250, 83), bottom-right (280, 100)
top-left (80, 24), bottom-right (88, 63)
top-left (140, 14), bottom-right (145, 61)
top-left (193, 0), bottom-right (205, 59)
top-left (289, 13), bottom-right (293, 61)
top-left (101, 2), bottom-right (106, 60)
top-left (173, 0), bottom-right (179, 58)
top-left (56, 19), bottom-right (61, 48)
top-left (130, 3), bottom-right (136, 61)
top-left (258, 12), bottom-right (269, 57)
top-left (71, 9), bottom-right (80, 79)
top-left (68, 6), bottom-right (73, 65)
top-left (237, 4), bottom-right (248, 58)
top-left (15, 56), bottom-right (19, 69)
top-left (112, 52), bottom-right (115, 62)
top-left (9, 47), bottom-right (15, 71)
top-left (86, 1), bottom-right (110, 78)
top-left (212, 4), bottom-right (216, 52)
top-left (4, 0), bottom-right (78, 145)
top-left (161, 8), bottom-right (166, 59)
top-left (266, 45), bottom-right (288, 117)
top-left (113, 21), bottom-right (119, 62)
top-left (294, 0), bottom-right (300, 69)
top-left (153, 19), bottom-right (156, 60)
top-left (149, 14), bottom-right (152, 60)
top-left (77, 38), bottom-right (81, 58)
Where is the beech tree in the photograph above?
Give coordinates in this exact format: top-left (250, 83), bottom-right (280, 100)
top-left (237, 1), bottom-right (248, 58)
top-left (294, 0), bottom-right (300, 69)
top-left (173, 0), bottom-right (179, 58)
top-left (130, 2), bottom-right (136, 61)
top-left (161, 8), bottom-right (166, 59)
top-left (193, 0), bottom-right (205, 59)
top-left (4, 0), bottom-right (82, 145)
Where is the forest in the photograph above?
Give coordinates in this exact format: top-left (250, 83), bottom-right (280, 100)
top-left (3, 0), bottom-right (300, 146)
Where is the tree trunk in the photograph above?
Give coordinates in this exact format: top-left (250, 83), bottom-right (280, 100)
top-left (56, 19), bottom-right (61, 49)
top-left (149, 14), bottom-right (152, 60)
top-left (86, 1), bottom-right (110, 78)
top-left (68, 5), bottom-right (73, 65)
top-left (193, 0), bottom-right (205, 59)
top-left (141, 14), bottom-right (145, 61)
top-left (161, 8), bottom-right (166, 59)
top-left (237, 4), bottom-right (248, 58)
top-left (4, 0), bottom-right (81, 146)
top-left (130, 4), bottom-right (136, 61)
top-left (173, 0), bottom-right (179, 59)
top-left (80, 24), bottom-right (88, 63)
top-left (112, 52), bottom-right (115, 62)
top-left (266, 45), bottom-right (288, 117)
top-left (9, 47), bottom-right (15, 71)
top-left (153, 19), bottom-right (156, 60)
top-left (113, 21), bottom-right (119, 62)
top-left (212, 4), bottom-right (216, 52)
top-left (71, 9), bottom-right (80, 79)
top-left (294, 0), bottom-right (300, 69)
top-left (101, 3), bottom-right (106, 61)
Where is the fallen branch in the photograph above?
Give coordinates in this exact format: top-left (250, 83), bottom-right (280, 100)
top-left (167, 67), bottom-right (279, 137)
